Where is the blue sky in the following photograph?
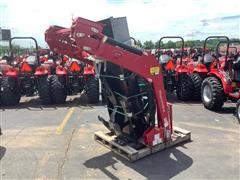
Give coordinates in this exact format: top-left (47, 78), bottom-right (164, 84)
top-left (0, 0), bottom-right (239, 47)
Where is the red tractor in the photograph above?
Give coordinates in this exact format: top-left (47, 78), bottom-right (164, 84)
top-left (0, 50), bottom-right (11, 76)
top-left (13, 37), bottom-right (41, 96)
top-left (44, 26), bottom-right (99, 104)
top-left (157, 36), bottom-right (183, 93)
top-left (0, 37), bottom-right (42, 105)
top-left (201, 39), bottom-right (240, 112)
top-left (157, 36), bottom-right (194, 100)
top-left (185, 36), bottom-right (230, 101)
top-left (50, 56), bottom-right (99, 104)
top-left (34, 49), bottom-right (60, 105)
top-left (0, 37), bottom-right (61, 106)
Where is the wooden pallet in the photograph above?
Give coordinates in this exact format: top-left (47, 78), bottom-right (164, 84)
top-left (94, 126), bottom-right (191, 162)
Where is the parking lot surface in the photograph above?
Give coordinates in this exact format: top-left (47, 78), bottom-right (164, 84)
top-left (0, 94), bottom-right (239, 179)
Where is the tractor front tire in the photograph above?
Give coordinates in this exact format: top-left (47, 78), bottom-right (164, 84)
top-left (1, 77), bottom-right (20, 106)
top-left (236, 100), bottom-right (240, 121)
top-left (190, 73), bottom-right (203, 101)
top-left (38, 75), bottom-right (52, 105)
top-left (86, 76), bottom-right (100, 104)
top-left (201, 76), bottom-right (225, 111)
top-left (176, 74), bottom-right (193, 101)
top-left (51, 75), bottom-right (67, 104)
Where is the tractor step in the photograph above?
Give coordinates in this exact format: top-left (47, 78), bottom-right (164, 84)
top-left (94, 126), bottom-right (191, 162)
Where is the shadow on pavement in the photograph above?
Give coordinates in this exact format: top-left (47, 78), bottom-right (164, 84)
top-left (166, 92), bottom-right (202, 105)
top-left (214, 106), bottom-right (236, 115)
top-left (166, 92), bottom-right (238, 119)
top-left (213, 106), bottom-right (238, 122)
top-left (0, 93), bottom-right (105, 111)
top-left (0, 146), bottom-right (6, 160)
top-left (84, 147), bottom-right (193, 180)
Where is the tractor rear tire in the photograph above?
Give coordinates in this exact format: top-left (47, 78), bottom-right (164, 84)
top-left (176, 74), bottom-right (193, 101)
top-left (201, 76), bottom-right (225, 111)
top-left (51, 75), bottom-right (67, 104)
top-left (1, 77), bottom-right (20, 106)
top-left (86, 76), bottom-right (99, 104)
top-left (38, 75), bottom-right (52, 105)
top-left (190, 73), bottom-right (203, 101)
top-left (236, 100), bottom-right (240, 122)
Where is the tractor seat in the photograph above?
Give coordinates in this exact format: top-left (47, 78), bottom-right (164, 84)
top-left (159, 54), bottom-right (171, 65)
top-left (192, 53), bottom-right (201, 62)
top-left (203, 53), bottom-right (213, 67)
top-left (233, 57), bottom-right (240, 69)
top-left (44, 59), bottom-right (54, 64)
top-left (0, 60), bottom-right (8, 64)
top-left (25, 55), bottom-right (38, 68)
top-left (233, 57), bottom-right (240, 82)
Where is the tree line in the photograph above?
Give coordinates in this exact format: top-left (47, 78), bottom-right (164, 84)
top-left (136, 38), bottom-right (240, 50)
top-left (0, 45), bottom-right (39, 56)
top-left (1, 38), bottom-right (239, 56)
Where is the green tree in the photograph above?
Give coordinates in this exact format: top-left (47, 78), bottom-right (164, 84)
top-left (175, 41), bottom-right (183, 48)
top-left (154, 40), bottom-right (165, 49)
top-left (185, 40), bottom-right (194, 47)
top-left (136, 40), bottom-right (143, 48)
top-left (143, 40), bottom-right (155, 49)
top-left (194, 40), bottom-right (202, 47)
top-left (165, 40), bottom-right (176, 49)
top-left (0, 45), bottom-right (10, 56)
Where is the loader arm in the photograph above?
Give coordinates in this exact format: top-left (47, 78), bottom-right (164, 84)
top-left (45, 26), bottom-right (92, 65)
top-left (45, 17), bottom-right (172, 146)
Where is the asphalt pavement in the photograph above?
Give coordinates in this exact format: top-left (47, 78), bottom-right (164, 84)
top-left (0, 94), bottom-right (239, 179)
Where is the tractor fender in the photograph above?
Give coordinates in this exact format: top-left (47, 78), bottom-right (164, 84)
top-left (186, 64), bottom-right (195, 74)
top-left (193, 65), bottom-right (208, 74)
top-left (83, 66), bottom-right (95, 75)
top-left (5, 68), bottom-right (19, 77)
top-left (208, 69), bottom-right (232, 93)
top-left (175, 65), bottom-right (188, 74)
top-left (193, 69), bottom-right (208, 74)
top-left (56, 66), bottom-right (67, 75)
top-left (35, 66), bottom-right (49, 76)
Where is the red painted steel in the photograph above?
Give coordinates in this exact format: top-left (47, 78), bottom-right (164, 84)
top-left (45, 17), bottom-right (173, 144)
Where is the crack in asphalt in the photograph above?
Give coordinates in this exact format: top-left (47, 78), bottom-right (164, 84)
top-left (56, 127), bottom-right (77, 179)
top-left (5, 127), bottom-right (25, 146)
top-left (56, 107), bottom-right (86, 179)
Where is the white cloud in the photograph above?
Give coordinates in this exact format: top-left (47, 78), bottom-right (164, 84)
top-left (1, 0), bottom-right (239, 46)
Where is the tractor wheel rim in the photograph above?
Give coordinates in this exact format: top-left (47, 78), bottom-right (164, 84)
top-left (203, 84), bottom-right (212, 103)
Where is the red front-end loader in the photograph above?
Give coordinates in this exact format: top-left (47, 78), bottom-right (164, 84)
top-left (44, 17), bottom-right (191, 161)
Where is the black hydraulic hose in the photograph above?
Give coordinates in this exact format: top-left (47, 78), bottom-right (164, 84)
top-left (106, 37), bottom-right (143, 56)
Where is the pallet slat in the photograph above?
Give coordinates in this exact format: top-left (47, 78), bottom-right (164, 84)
top-left (173, 126), bottom-right (191, 135)
top-left (94, 127), bottom-right (191, 162)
